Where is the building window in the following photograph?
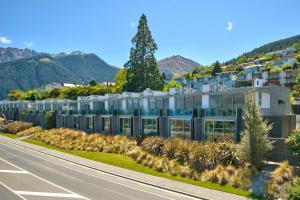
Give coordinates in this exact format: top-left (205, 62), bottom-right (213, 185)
top-left (233, 94), bottom-right (245, 109)
top-left (204, 120), bottom-right (235, 141)
top-left (102, 117), bottom-right (111, 132)
top-left (120, 117), bottom-right (131, 136)
top-left (86, 116), bottom-right (94, 131)
top-left (142, 118), bottom-right (157, 135)
top-left (170, 119), bottom-right (191, 139)
top-left (209, 95), bottom-right (221, 109)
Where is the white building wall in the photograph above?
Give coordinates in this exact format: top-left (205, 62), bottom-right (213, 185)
top-left (122, 99), bottom-right (127, 110)
top-left (261, 92), bottom-right (270, 108)
top-left (143, 98), bottom-right (148, 112)
top-left (104, 101), bottom-right (109, 110)
top-left (169, 96), bottom-right (175, 111)
top-left (202, 95), bottom-right (209, 108)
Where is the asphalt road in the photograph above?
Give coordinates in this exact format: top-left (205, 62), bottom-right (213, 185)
top-left (0, 140), bottom-right (202, 200)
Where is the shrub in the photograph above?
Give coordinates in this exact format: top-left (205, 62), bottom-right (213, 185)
top-left (141, 136), bottom-right (164, 156)
top-left (287, 177), bottom-right (300, 200)
top-left (267, 161), bottom-right (295, 199)
top-left (3, 121), bottom-right (33, 134)
top-left (288, 130), bottom-right (300, 155)
top-left (231, 164), bottom-right (255, 190)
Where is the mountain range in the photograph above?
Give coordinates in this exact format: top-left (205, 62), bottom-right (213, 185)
top-left (0, 34), bottom-right (299, 99)
top-left (157, 55), bottom-right (200, 79)
top-left (0, 49), bottom-right (119, 99)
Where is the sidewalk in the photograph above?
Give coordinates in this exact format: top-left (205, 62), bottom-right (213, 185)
top-left (0, 135), bottom-right (251, 200)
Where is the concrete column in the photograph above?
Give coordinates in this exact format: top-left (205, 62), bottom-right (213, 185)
top-left (90, 101), bottom-right (94, 111)
top-left (143, 98), bottom-right (148, 113)
top-left (94, 115), bottom-right (102, 132)
top-left (159, 116), bottom-right (169, 137)
top-left (235, 108), bottom-right (243, 142)
top-left (193, 117), bottom-right (204, 141)
top-left (132, 116), bottom-right (141, 137)
top-left (169, 97), bottom-right (175, 112)
top-left (56, 114), bottom-right (63, 128)
top-left (66, 115), bottom-right (74, 128)
top-left (78, 115), bottom-right (86, 131)
top-left (111, 116), bottom-right (119, 135)
top-left (77, 101), bottom-right (81, 112)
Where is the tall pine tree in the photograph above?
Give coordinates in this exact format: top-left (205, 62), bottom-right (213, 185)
top-left (238, 93), bottom-right (273, 169)
top-left (124, 14), bottom-right (164, 92)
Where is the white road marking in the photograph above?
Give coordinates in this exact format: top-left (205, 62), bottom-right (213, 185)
top-left (0, 179), bottom-right (27, 200)
top-left (0, 139), bottom-right (205, 200)
top-left (15, 191), bottom-right (84, 198)
top-left (0, 170), bottom-right (29, 174)
top-left (0, 157), bottom-right (89, 200)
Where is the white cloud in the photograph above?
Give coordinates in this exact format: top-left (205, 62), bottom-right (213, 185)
top-left (0, 36), bottom-right (12, 44)
top-left (24, 41), bottom-right (34, 48)
top-left (130, 22), bottom-right (136, 27)
top-left (227, 21), bottom-right (233, 31)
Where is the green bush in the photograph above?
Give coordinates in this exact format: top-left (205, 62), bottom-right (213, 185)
top-left (45, 111), bottom-right (56, 129)
top-left (288, 178), bottom-right (300, 200)
top-left (288, 130), bottom-right (300, 155)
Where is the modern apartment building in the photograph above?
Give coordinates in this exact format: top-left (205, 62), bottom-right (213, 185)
top-left (0, 84), bottom-right (295, 141)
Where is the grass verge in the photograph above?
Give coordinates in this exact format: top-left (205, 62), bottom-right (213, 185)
top-left (0, 132), bottom-right (18, 139)
top-left (22, 138), bottom-right (257, 198)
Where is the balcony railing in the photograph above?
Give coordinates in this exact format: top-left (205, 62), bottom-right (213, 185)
top-left (203, 108), bottom-right (237, 117)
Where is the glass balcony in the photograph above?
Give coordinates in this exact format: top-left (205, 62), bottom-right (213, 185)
top-left (168, 109), bottom-right (193, 116)
top-left (140, 109), bottom-right (159, 116)
top-left (203, 108), bottom-right (237, 117)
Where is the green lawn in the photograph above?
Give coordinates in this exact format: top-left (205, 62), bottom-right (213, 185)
top-left (0, 132), bottom-right (18, 139)
top-left (22, 138), bottom-right (257, 198)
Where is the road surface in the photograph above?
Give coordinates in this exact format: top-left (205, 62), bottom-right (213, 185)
top-left (0, 140), bottom-right (205, 200)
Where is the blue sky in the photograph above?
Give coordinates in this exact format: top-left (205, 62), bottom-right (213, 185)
top-left (0, 0), bottom-right (300, 67)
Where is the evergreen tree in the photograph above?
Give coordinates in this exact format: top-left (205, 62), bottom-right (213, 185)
top-left (238, 94), bottom-right (273, 169)
top-left (211, 61), bottom-right (222, 76)
top-left (89, 79), bottom-right (97, 86)
top-left (124, 14), bottom-right (164, 92)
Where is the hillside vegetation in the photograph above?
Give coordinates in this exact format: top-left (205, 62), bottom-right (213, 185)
top-left (0, 52), bottom-right (119, 99)
top-left (226, 34), bottom-right (300, 65)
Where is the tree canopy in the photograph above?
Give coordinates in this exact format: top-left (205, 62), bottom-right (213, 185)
top-left (124, 14), bottom-right (164, 92)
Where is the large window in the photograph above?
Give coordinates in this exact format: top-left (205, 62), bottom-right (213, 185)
top-left (209, 95), bottom-right (221, 109)
top-left (142, 118), bottom-right (157, 135)
top-left (86, 116), bottom-right (94, 131)
top-left (102, 117), bottom-right (111, 132)
top-left (120, 117), bottom-right (131, 136)
top-left (170, 119), bottom-right (192, 139)
top-left (233, 94), bottom-right (245, 109)
top-left (205, 120), bottom-right (235, 141)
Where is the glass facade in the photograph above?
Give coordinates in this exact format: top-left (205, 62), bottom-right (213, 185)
top-left (142, 118), bottom-right (157, 135)
top-left (120, 117), bottom-right (131, 136)
top-left (170, 119), bottom-right (192, 139)
top-left (204, 120), bottom-right (235, 141)
top-left (102, 117), bottom-right (111, 132)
